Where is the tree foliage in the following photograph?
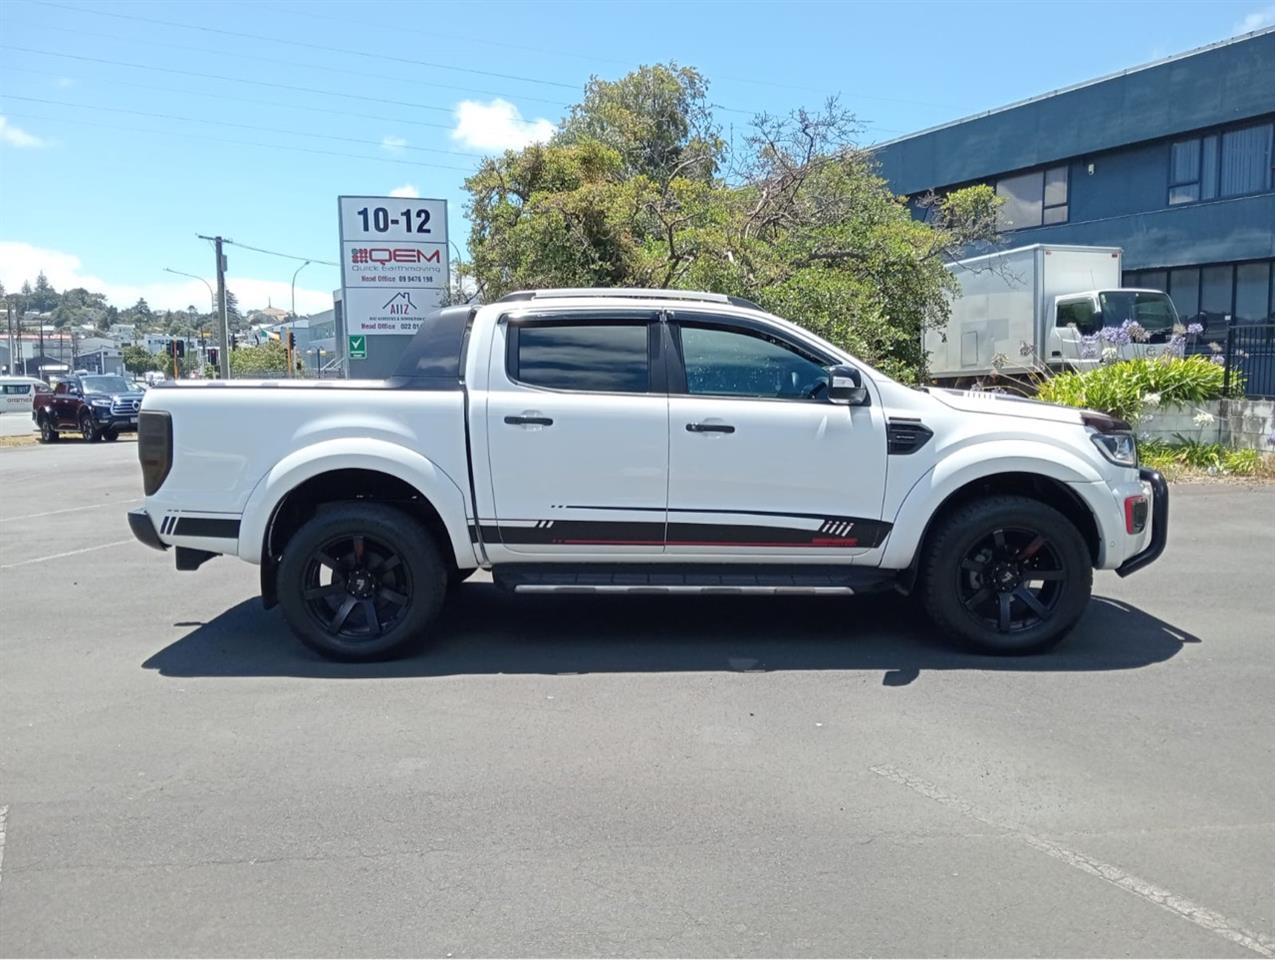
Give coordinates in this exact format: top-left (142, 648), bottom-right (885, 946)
top-left (462, 65), bottom-right (998, 381)
top-left (229, 338), bottom-right (288, 377)
top-left (122, 344), bottom-right (163, 375)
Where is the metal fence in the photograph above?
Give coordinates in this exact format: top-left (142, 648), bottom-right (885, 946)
top-left (1218, 322), bottom-right (1275, 399)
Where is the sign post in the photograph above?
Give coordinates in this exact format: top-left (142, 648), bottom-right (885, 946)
top-left (337, 196), bottom-right (449, 377)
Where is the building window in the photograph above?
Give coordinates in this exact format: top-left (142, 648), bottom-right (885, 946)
top-left (1169, 267), bottom-right (1201, 325)
top-left (1169, 121), bottom-right (1272, 206)
top-left (995, 164), bottom-right (1068, 230)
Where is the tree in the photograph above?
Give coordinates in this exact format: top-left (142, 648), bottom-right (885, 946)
top-left (27, 271), bottom-right (59, 312)
top-left (229, 338), bottom-right (288, 376)
top-left (122, 344), bottom-right (163, 375)
top-left (462, 67), bottom-right (999, 380)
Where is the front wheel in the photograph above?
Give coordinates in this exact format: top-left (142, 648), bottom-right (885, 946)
top-left (79, 412), bottom-right (101, 443)
top-left (276, 503), bottom-right (448, 661)
top-left (103, 428), bottom-right (119, 442)
top-left (921, 496), bottom-right (1092, 655)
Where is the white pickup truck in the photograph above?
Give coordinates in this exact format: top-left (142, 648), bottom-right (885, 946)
top-left (128, 288), bottom-right (1167, 661)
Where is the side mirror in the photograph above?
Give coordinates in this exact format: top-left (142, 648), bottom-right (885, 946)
top-left (827, 364), bottom-right (869, 406)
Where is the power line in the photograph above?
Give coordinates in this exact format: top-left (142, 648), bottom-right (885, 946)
top-left (2, 111), bottom-right (482, 173)
top-left (34, 0), bottom-right (582, 91)
top-left (2, 65), bottom-right (460, 133)
top-left (7, 18), bottom-right (573, 110)
top-left (2, 94), bottom-right (486, 162)
top-left (222, 240), bottom-right (337, 268)
top-left (0, 45), bottom-right (466, 116)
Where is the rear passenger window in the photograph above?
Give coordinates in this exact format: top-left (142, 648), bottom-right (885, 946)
top-left (513, 322), bottom-right (649, 393)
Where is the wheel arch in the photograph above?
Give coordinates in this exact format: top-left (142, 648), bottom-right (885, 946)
top-left (238, 440), bottom-right (477, 606)
top-left (884, 444), bottom-right (1105, 582)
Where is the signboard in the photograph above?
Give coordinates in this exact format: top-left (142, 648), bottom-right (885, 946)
top-left (337, 196), bottom-right (448, 337)
top-left (347, 334), bottom-right (367, 359)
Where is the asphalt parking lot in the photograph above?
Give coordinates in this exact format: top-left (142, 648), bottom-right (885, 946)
top-left (1, 439), bottom-right (1272, 958)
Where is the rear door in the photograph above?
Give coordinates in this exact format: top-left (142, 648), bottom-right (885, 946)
top-left (482, 310), bottom-right (669, 557)
top-left (664, 314), bottom-right (890, 559)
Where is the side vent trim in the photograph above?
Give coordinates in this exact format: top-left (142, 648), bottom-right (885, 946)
top-left (887, 418), bottom-right (934, 455)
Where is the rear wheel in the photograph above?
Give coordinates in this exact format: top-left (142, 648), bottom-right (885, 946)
top-left (276, 503), bottom-right (448, 661)
top-left (921, 496), bottom-right (1092, 655)
top-left (79, 412), bottom-right (101, 443)
top-left (38, 415), bottom-right (59, 443)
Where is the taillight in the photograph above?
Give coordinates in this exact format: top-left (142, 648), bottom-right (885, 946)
top-left (138, 410), bottom-right (172, 495)
top-left (1124, 495), bottom-right (1148, 534)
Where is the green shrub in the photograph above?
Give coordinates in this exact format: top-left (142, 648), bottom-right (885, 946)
top-left (1037, 355), bottom-right (1231, 422)
top-left (1137, 437), bottom-right (1261, 477)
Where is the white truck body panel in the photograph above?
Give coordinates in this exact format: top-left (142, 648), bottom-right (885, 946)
top-left (134, 292), bottom-right (1160, 584)
top-left (926, 244), bottom-right (1123, 379)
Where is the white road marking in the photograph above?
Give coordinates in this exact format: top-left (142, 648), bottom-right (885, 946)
top-left (0, 539), bottom-right (135, 569)
top-left (0, 499), bottom-right (141, 523)
top-left (0, 805), bottom-right (7, 895)
top-left (870, 763), bottom-right (1275, 958)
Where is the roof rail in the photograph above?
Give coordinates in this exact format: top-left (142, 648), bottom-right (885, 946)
top-left (495, 288), bottom-right (765, 312)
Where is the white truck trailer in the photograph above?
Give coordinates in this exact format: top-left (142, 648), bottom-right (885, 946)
top-left (926, 244), bottom-right (1180, 384)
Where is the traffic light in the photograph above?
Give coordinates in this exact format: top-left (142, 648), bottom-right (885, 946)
top-left (288, 331), bottom-right (296, 350)
top-left (171, 339), bottom-right (185, 359)
top-left (231, 334), bottom-right (238, 350)
top-left (208, 348), bottom-right (219, 367)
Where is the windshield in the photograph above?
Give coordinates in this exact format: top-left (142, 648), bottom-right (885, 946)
top-left (82, 375), bottom-right (133, 395)
top-left (1098, 291), bottom-right (1179, 337)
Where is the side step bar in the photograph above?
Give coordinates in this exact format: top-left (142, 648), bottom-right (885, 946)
top-left (493, 564), bottom-right (896, 596)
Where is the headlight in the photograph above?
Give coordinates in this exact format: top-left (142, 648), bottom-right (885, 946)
top-left (1090, 430), bottom-right (1138, 466)
top-left (90, 398), bottom-right (111, 406)
top-left (1082, 411), bottom-right (1138, 467)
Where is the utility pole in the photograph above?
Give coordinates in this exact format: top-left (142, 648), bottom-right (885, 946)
top-left (198, 235), bottom-right (231, 378)
top-left (5, 300), bottom-right (13, 375)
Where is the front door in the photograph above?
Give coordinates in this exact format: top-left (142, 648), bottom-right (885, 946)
top-left (664, 316), bottom-right (889, 559)
top-left (483, 311), bottom-right (669, 557)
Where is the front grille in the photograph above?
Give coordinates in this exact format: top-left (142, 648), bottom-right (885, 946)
top-left (111, 398), bottom-right (141, 416)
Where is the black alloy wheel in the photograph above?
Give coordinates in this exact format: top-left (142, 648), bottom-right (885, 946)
top-left (276, 502), bottom-right (448, 661)
top-left (79, 412), bottom-right (100, 443)
top-left (39, 416), bottom-right (59, 443)
top-left (956, 526), bottom-right (1065, 634)
top-left (921, 495), bottom-right (1092, 655)
top-left (301, 533), bottom-right (413, 642)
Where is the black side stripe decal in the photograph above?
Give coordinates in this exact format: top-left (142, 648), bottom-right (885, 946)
top-left (479, 518), bottom-right (891, 548)
top-left (173, 517), bottom-right (241, 539)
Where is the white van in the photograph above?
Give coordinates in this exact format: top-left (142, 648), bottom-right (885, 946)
top-left (0, 376), bottom-right (52, 415)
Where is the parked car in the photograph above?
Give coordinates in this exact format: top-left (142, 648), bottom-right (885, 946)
top-left (0, 376), bottom-right (52, 414)
top-left (128, 289), bottom-right (1167, 662)
top-left (34, 373), bottom-right (145, 443)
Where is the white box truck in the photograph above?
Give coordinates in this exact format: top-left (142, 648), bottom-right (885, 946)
top-left (925, 244), bottom-right (1181, 384)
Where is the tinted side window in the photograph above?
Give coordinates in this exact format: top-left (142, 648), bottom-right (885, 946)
top-left (679, 325), bottom-right (828, 399)
top-left (1056, 299), bottom-right (1099, 335)
top-left (54, 381), bottom-right (69, 395)
top-left (514, 322), bottom-right (649, 393)
top-left (2, 385), bottom-right (31, 395)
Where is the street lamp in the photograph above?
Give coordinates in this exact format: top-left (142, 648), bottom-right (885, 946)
top-left (163, 267), bottom-right (216, 313)
top-left (164, 268), bottom-right (217, 373)
top-left (290, 260), bottom-right (313, 320)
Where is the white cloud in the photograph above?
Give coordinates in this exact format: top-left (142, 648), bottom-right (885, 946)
top-left (55, 77), bottom-right (74, 89)
top-left (0, 116), bottom-right (48, 149)
top-left (381, 134), bottom-right (408, 154)
top-left (451, 98), bottom-right (555, 153)
top-left (0, 242), bottom-right (334, 315)
top-left (1236, 5), bottom-right (1275, 31)
top-left (389, 184), bottom-right (420, 198)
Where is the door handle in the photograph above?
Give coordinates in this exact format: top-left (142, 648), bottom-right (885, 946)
top-left (686, 422), bottom-right (735, 433)
top-left (505, 415), bottom-right (554, 426)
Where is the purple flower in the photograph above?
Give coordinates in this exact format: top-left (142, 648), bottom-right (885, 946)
top-left (1187, 322), bottom-right (1204, 336)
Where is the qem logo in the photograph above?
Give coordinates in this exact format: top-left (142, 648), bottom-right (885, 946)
top-left (350, 247), bottom-right (443, 265)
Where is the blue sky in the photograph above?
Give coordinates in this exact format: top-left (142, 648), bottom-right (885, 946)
top-left (1, 0), bottom-right (1272, 313)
